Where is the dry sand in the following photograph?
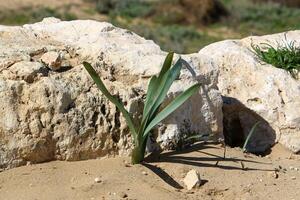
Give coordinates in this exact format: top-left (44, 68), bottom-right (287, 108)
top-left (1, 142), bottom-right (300, 200)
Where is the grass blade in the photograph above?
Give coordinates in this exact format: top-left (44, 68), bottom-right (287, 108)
top-left (243, 121), bottom-right (261, 152)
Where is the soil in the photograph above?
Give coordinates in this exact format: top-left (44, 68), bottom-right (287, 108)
top-left (1, 142), bottom-right (299, 200)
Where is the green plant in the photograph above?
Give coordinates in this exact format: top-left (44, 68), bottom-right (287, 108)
top-left (0, 7), bottom-right (77, 25)
top-left (93, 0), bottom-right (116, 14)
top-left (116, 22), bottom-right (220, 53)
top-left (252, 40), bottom-right (300, 77)
top-left (219, 0), bottom-right (300, 36)
top-left (111, 0), bottom-right (153, 18)
top-left (83, 53), bottom-right (200, 164)
top-left (91, 0), bottom-right (153, 18)
top-left (242, 121), bottom-right (260, 152)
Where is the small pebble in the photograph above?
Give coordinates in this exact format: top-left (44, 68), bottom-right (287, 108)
top-left (41, 51), bottom-right (62, 71)
top-left (142, 171), bottom-right (148, 175)
top-left (124, 163), bottom-right (132, 168)
top-left (268, 171), bottom-right (278, 179)
top-left (94, 177), bottom-right (102, 183)
top-left (183, 169), bottom-right (201, 190)
top-left (291, 176), bottom-right (296, 180)
top-left (119, 192), bottom-right (128, 198)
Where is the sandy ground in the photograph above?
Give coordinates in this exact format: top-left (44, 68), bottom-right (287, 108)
top-left (0, 142), bottom-right (300, 200)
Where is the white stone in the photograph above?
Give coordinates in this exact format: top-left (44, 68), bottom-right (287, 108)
top-left (0, 18), bottom-right (223, 170)
top-left (200, 31), bottom-right (300, 153)
top-left (183, 169), bottom-right (201, 190)
top-left (94, 177), bottom-right (101, 183)
top-left (267, 171), bottom-right (278, 179)
top-left (41, 51), bottom-right (62, 71)
top-left (142, 171), bottom-right (148, 176)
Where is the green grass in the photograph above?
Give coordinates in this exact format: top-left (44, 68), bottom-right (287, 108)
top-left (92, 0), bottom-right (154, 18)
top-left (111, 19), bottom-right (222, 53)
top-left (107, 0), bottom-right (300, 53)
top-left (220, 0), bottom-right (300, 36)
top-left (0, 7), bottom-right (77, 25)
top-left (252, 40), bottom-right (300, 77)
top-left (90, 0), bottom-right (225, 53)
top-left (111, 0), bottom-right (153, 18)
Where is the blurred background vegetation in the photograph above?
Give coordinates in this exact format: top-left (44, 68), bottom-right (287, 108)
top-left (0, 0), bottom-right (299, 53)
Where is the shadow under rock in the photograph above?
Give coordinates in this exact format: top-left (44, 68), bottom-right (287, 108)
top-left (222, 96), bottom-right (277, 155)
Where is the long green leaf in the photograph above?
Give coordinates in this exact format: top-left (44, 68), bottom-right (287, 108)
top-left (142, 52), bottom-right (174, 120)
top-left (142, 76), bottom-right (158, 119)
top-left (147, 58), bottom-right (182, 120)
top-left (138, 64), bottom-right (183, 142)
top-left (159, 52), bottom-right (174, 79)
top-left (142, 57), bottom-right (182, 126)
top-left (139, 56), bottom-right (181, 141)
top-left (142, 83), bottom-right (200, 140)
top-left (83, 62), bottom-right (137, 140)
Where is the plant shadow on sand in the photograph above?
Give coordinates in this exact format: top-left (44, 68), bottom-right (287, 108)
top-left (142, 142), bottom-right (274, 189)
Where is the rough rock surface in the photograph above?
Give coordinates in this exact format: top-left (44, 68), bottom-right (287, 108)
top-left (200, 31), bottom-right (300, 153)
top-left (0, 18), bottom-right (222, 169)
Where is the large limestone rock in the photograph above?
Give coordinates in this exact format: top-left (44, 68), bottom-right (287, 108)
top-left (200, 31), bottom-right (300, 153)
top-left (0, 18), bottom-right (222, 169)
